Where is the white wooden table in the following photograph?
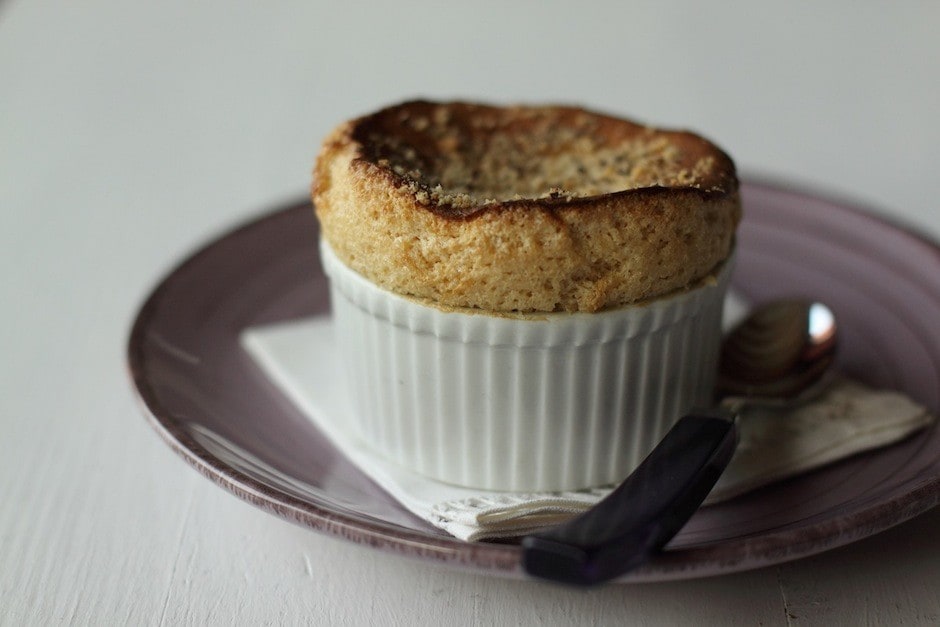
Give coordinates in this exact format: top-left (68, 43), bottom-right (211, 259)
top-left (3, 2), bottom-right (939, 624)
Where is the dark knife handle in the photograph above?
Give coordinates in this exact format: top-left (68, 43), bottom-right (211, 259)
top-left (521, 407), bottom-right (738, 586)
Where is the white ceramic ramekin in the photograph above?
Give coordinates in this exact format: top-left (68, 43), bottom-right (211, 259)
top-left (321, 240), bottom-right (733, 491)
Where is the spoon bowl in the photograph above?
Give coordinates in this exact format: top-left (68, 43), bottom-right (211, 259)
top-left (720, 300), bottom-right (837, 400)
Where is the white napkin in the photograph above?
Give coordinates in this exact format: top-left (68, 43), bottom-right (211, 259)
top-left (241, 317), bottom-right (934, 542)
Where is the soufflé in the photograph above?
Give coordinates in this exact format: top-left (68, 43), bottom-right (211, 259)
top-left (313, 100), bottom-right (740, 491)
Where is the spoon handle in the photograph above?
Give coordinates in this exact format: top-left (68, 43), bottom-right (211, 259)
top-left (521, 407), bottom-right (738, 586)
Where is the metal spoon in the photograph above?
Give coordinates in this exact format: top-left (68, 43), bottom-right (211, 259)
top-left (521, 299), bottom-right (838, 586)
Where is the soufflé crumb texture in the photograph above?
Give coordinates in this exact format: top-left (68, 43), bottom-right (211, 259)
top-left (312, 100), bottom-right (741, 313)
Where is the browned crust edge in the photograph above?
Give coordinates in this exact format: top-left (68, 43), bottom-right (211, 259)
top-left (337, 99), bottom-right (739, 220)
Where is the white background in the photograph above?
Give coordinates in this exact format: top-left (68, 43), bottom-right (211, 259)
top-left (2, 1), bottom-right (939, 624)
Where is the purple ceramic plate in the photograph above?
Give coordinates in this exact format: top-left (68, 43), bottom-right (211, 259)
top-left (128, 180), bottom-right (940, 582)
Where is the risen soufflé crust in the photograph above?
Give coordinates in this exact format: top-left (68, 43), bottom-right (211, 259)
top-left (312, 100), bottom-right (741, 313)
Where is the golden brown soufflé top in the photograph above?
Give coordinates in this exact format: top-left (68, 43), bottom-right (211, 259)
top-left (312, 100), bottom-right (740, 313)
